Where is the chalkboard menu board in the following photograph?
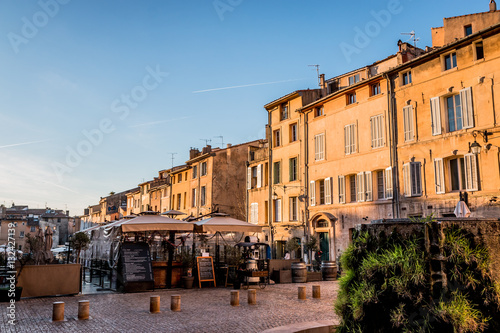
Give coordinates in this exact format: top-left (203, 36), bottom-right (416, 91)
top-left (196, 256), bottom-right (216, 288)
top-left (119, 242), bottom-right (154, 292)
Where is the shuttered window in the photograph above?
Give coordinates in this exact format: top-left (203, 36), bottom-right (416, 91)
top-left (403, 106), bottom-right (415, 142)
top-left (289, 197), bottom-right (298, 221)
top-left (325, 177), bottom-right (332, 205)
top-left (365, 172), bottom-right (373, 202)
top-left (257, 164), bottom-right (262, 188)
top-left (356, 172), bottom-right (365, 202)
top-left (370, 114), bottom-right (384, 148)
top-left (315, 133), bottom-right (325, 161)
top-left (250, 203), bottom-right (259, 224)
top-left (385, 167), bottom-right (393, 199)
top-left (344, 124), bottom-right (357, 155)
top-left (274, 199), bottom-right (282, 222)
top-left (434, 158), bottom-right (445, 194)
top-left (464, 154), bottom-right (479, 191)
top-left (403, 162), bottom-right (422, 197)
top-left (247, 167), bottom-right (252, 190)
top-left (430, 97), bottom-right (442, 135)
top-left (461, 87), bottom-right (474, 129)
top-left (338, 176), bottom-right (346, 204)
top-left (309, 181), bottom-right (316, 206)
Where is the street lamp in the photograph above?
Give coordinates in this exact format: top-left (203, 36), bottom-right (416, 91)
top-left (470, 140), bottom-right (482, 155)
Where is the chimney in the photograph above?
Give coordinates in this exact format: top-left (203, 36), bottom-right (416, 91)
top-left (66, 210), bottom-right (69, 216)
top-left (189, 148), bottom-right (200, 160)
top-left (319, 74), bottom-right (326, 89)
top-left (202, 145), bottom-right (212, 154)
top-left (226, 143), bottom-right (232, 148)
top-left (491, 0), bottom-right (497, 11)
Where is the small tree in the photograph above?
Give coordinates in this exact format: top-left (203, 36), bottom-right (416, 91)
top-left (70, 232), bottom-right (90, 264)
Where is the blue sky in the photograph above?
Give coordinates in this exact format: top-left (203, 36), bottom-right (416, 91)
top-left (0, 0), bottom-right (489, 215)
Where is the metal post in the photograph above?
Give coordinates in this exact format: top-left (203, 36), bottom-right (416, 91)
top-left (166, 231), bottom-right (175, 289)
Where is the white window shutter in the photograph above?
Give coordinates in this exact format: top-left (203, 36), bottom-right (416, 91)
top-left (430, 97), bottom-right (442, 135)
top-left (410, 162), bottom-right (422, 196)
top-left (365, 171), bottom-right (373, 201)
top-left (193, 189), bottom-right (197, 207)
top-left (434, 158), bottom-right (445, 194)
top-left (353, 123), bottom-right (358, 153)
top-left (357, 172), bottom-right (365, 202)
top-left (403, 163), bottom-right (410, 197)
top-left (344, 126), bottom-right (349, 155)
top-left (465, 154), bottom-right (479, 191)
top-left (325, 177), bottom-right (332, 205)
top-left (257, 164), bottom-right (262, 188)
top-left (461, 87), bottom-right (474, 129)
top-left (370, 117), bottom-right (374, 148)
top-left (403, 106), bottom-right (415, 142)
top-left (247, 167), bottom-right (252, 190)
top-left (276, 199), bottom-right (282, 222)
top-left (338, 176), bottom-right (345, 204)
top-left (385, 167), bottom-right (393, 199)
top-left (254, 203), bottom-right (259, 224)
top-left (309, 181), bottom-right (316, 206)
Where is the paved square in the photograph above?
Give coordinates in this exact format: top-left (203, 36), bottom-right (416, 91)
top-left (2, 281), bottom-right (339, 332)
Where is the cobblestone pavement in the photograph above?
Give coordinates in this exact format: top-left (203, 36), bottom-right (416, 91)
top-left (1, 281), bottom-right (339, 333)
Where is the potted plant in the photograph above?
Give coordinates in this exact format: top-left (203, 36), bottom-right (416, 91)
top-left (180, 250), bottom-right (194, 289)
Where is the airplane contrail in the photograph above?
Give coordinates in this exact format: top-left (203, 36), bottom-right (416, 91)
top-left (193, 78), bottom-right (306, 93)
top-left (0, 139), bottom-right (51, 149)
top-left (129, 116), bottom-right (192, 128)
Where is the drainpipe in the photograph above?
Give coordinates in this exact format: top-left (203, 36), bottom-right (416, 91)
top-left (267, 112), bottom-right (275, 259)
top-left (303, 109), bottom-right (310, 262)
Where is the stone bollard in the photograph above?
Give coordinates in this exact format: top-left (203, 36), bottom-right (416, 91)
top-left (231, 290), bottom-right (240, 306)
top-left (298, 286), bottom-right (306, 300)
top-left (171, 295), bottom-right (181, 312)
top-left (150, 295), bottom-right (161, 313)
top-left (78, 300), bottom-right (90, 320)
top-left (248, 289), bottom-right (257, 305)
top-left (52, 302), bottom-right (65, 322)
top-left (312, 285), bottom-right (321, 299)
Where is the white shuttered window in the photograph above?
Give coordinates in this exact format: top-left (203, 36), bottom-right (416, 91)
top-left (344, 124), bottom-right (357, 155)
top-left (247, 167), bottom-right (252, 190)
top-left (403, 162), bottom-right (422, 197)
top-left (461, 87), bottom-right (474, 129)
top-left (464, 154), bottom-right (479, 191)
top-left (403, 106), bottom-right (415, 142)
top-left (256, 164), bottom-right (262, 188)
top-left (338, 176), bottom-right (346, 204)
top-left (370, 115), bottom-right (384, 148)
top-left (325, 177), bottom-right (332, 205)
top-left (356, 172), bottom-right (365, 202)
top-left (309, 181), bottom-right (316, 206)
top-left (315, 133), bottom-right (325, 161)
top-left (434, 158), bottom-right (445, 194)
top-left (365, 172), bottom-right (373, 201)
top-left (385, 167), bottom-right (393, 199)
top-left (430, 97), bottom-right (442, 135)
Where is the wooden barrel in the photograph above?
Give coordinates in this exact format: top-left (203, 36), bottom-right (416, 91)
top-left (291, 262), bottom-right (307, 283)
top-left (321, 261), bottom-right (337, 281)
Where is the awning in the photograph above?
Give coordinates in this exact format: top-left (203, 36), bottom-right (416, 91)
top-left (194, 216), bottom-right (263, 233)
top-left (120, 215), bottom-right (194, 233)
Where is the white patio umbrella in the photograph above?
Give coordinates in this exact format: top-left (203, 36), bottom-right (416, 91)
top-left (454, 201), bottom-right (471, 217)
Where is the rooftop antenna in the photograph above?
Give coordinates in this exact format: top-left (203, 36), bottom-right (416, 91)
top-left (167, 153), bottom-right (177, 168)
top-left (401, 31), bottom-right (420, 48)
top-left (200, 139), bottom-right (212, 146)
top-left (308, 64), bottom-right (321, 87)
top-left (214, 136), bottom-right (224, 147)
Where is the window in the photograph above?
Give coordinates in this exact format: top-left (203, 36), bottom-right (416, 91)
top-left (403, 162), bottom-right (422, 197)
top-left (289, 197), bottom-right (298, 221)
top-left (273, 161), bottom-right (281, 184)
top-left (280, 103), bottom-right (289, 121)
top-left (371, 83), bottom-right (381, 96)
top-left (448, 155), bottom-right (479, 192)
top-left (338, 176), bottom-right (346, 204)
top-left (176, 193), bottom-right (181, 210)
top-left (274, 130), bottom-right (281, 147)
top-left (370, 114), bottom-right (384, 148)
top-left (20, 231), bottom-right (25, 238)
top-left (192, 188), bottom-right (197, 207)
top-left (252, 166), bottom-right (258, 187)
top-left (474, 41), bottom-right (484, 60)
top-left (430, 97), bottom-right (442, 136)
top-left (385, 167), bottom-right (393, 199)
top-left (347, 93), bottom-right (357, 105)
top-left (377, 171), bottom-right (385, 200)
top-left (201, 162), bottom-right (207, 176)
top-left (325, 177), bottom-right (332, 205)
top-left (30, 226), bottom-right (35, 232)
top-left (314, 133), bottom-right (325, 161)
top-left (250, 203), bottom-right (259, 224)
top-left (434, 158), bottom-right (445, 194)
top-left (257, 164), bottom-right (262, 188)
top-left (402, 71), bottom-right (412, 86)
top-left (356, 172), bottom-right (372, 202)
top-left (315, 106), bottom-right (324, 117)
top-left (464, 25), bottom-right (472, 36)
top-left (309, 181), bottom-right (316, 206)
top-left (178, 174), bottom-right (182, 183)
top-left (444, 53), bottom-right (457, 70)
top-left (183, 192), bottom-right (187, 209)
top-left (344, 124), bottom-right (357, 155)
top-left (403, 105), bottom-right (415, 142)
top-left (318, 180), bottom-right (325, 205)
top-left (200, 186), bottom-right (206, 206)
top-left (274, 199), bottom-right (282, 222)
top-left (192, 165), bottom-right (198, 179)
top-left (349, 176), bottom-right (357, 203)
top-left (289, 123), bottom-right (298, 142)
top-left (348, 74), bottom-right (360, 85)
top-left (447, 95), bottom-right (462, 132)
top-left (289, 157), bottom-right (298, 182)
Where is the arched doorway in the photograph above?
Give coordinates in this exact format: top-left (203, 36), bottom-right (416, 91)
top-left (309, 212), bottom-right (337, 262)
